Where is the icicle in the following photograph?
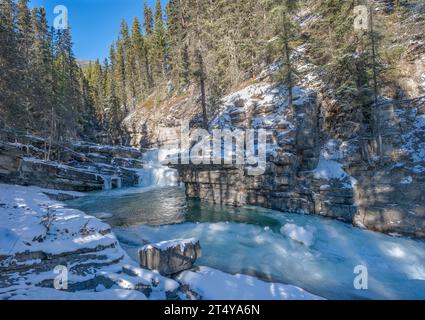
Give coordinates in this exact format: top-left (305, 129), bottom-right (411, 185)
top-left (116, 177), bottom-right (122, 189)
top-left (103, 176), bottom-right (112, 190)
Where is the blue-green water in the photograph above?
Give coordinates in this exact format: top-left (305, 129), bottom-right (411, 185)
top-left (67, 186), bottom-right (425, 300)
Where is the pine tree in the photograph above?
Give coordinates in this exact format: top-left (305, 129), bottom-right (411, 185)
top-left (166, 0), bottom-right (190, 88)
top-left (152, 0), bottom-right (167, 82)
top-left (16, 0), bottom-right (34, 130)
top-left (119, 19), bottom-right (137, 110)
top-left (195, 49), bottom-right (208, 130)
top-left (271, 0), bottom-right (298, 108)
top-left (0, 0), bottom-right (21, 129)
top-left (53, 28), bottom-right (87, 139)
top-left (131, 17), bottom-right (147, 99)
top-left (103, 58), bottom-right (124, 144)
top-left (191, 0), bottom-right (209, 129)
top-left (30, 7), bottom-right (55, 135)
top-left (143, 0), bottom-right (154, 35)
top-left (311, 0), bottom-right (386, 162)
top-left (115, 37), bottom-right (127, 111)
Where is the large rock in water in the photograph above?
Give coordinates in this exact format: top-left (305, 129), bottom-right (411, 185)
top-left (139, 239), bottom-right (202, 276)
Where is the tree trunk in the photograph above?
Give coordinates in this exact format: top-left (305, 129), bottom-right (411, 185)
top-left (196, 50), bottom-right (208, 131)
top-left (369, 5), bottom-right (383, 160)
top-left (283, 15), bottom-right (293, 109)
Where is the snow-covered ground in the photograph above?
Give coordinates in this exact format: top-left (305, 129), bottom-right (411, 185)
top-left (0, 183), bottom-right (178, 300)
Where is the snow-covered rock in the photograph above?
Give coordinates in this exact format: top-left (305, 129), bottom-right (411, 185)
top-left (0, 137), bottom-right (145, 192)
top-left (139, 239), bottom-right (202, 276)
top-left (0, 183), bottom-right (179, 300)
top-left (313, 159), bottom-right (347, 180)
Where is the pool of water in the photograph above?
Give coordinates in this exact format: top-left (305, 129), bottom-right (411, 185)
top-left (67, 186), bottom-right (425, 300)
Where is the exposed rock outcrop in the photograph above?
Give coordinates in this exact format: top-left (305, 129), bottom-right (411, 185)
top-left (128, 69), bottom-right (424, 238)
top-left (0, 134), bottom-right (146, 192)
top-left (117, 11), bottom-right (425, 239)
top-left (0, 184), bottom-right (179, 300)
top-left (349, 97), bottom-right (425, 238)
top-left (139, 239), bottom-right (202, 276)
top-left (169, 83), bottom-right (358, 224)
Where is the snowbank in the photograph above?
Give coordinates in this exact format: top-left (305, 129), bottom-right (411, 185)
top-left (176, 266), bottom-right (324, 300)
top-left (8, 288), bottom-right (147, 301)
top-left (0, 183), bottom-right (178, 300)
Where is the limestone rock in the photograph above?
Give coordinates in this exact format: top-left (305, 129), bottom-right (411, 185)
top-left (139, 239), bottom-right (202, 276)
top-left (0, 137), bottom-right (144, 192)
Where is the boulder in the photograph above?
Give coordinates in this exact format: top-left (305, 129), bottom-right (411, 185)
top-left (139, 239), bottom-right (202, 276)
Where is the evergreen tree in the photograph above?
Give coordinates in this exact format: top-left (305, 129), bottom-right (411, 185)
top-left (131, 17), bottom-right (147, 99)
top-left (152, 0), bottom-right (167, 82)
top-left (104, 57), bottom-right (124, 144)
top-left (143, 0), bottom-right (154, 35)
top-left (166, 0), bottom-right (190, 88)
top-left (115, 37), bottom-right (127, 111)
top-left (30, 7), bottom-right (55, 134)
top-left (271, 0), bottom-right (298, 108)
top-left (16, 0), bottom-right (34, 130)
top-left (0, 0), bottom-right (21, 129)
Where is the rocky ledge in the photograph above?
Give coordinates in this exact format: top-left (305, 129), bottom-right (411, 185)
top-left (0, 183), bottom-right (179, 300)
top-left (0, 132), bottom-right (147, 192)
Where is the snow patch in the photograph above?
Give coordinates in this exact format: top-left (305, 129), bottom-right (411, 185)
top-left (400, 176), bottom-right (413, 184)
top-left (176, 266), bottom-right (323, 300)
top-left (140, 238), bottom-right (199, 252)
top-left (0, 183), bottom-right (178, 300)
top-left (313, 159), bottom-right (347, 180)
top-left (413, 165), bottom-right (425, 173)
top-left (280, 224), bottom-right (314, 247)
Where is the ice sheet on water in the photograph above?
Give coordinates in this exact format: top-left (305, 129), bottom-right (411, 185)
top-left (280, 223), bottom-right (314, 247)
top-left (115, 209), bottom-right (425, 300)
top-left (177, 266), bottom-right (323, 300)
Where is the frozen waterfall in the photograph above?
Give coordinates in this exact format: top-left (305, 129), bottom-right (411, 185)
top-left (137, 149), bottom-right (178, 188)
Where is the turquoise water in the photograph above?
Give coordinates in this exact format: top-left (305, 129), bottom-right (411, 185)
top-left (67, 186), bottom-right (425, 300)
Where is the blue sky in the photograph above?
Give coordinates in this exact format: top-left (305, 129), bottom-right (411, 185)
top-left (29, 0), bottom-right (167, 61)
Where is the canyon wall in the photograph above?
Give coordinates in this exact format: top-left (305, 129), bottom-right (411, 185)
top-left (122, 60), bottom-right (425, 238)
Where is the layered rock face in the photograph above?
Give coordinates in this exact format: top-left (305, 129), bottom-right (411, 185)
top-left (139, 239), bottom-right (202, 276)
top-left (0, 133), bottom-right (145, 192)
top-left (350, 97), bottom-right (425, 238)
top-left (171, 83), bottom-right (357, 224)
top-left (167, 79), bottom-right (425, 238)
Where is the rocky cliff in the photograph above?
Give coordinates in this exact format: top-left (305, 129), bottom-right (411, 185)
top-left (122, 44), bottom-right (425, 238)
